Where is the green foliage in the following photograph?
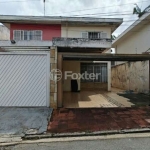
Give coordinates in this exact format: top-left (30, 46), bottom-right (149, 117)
top-left (133, 4), bottom-right (150, 18)
top-left (111, 35), bottom-right (116, 40)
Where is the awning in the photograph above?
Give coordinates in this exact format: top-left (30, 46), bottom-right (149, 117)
top-left (63, 54), bottom-right (150, 61)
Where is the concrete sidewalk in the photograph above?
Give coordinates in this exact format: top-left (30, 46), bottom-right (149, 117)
top-left (0, 108), bottom-right (52, 135)
top-left (48, 107), bottom-right (150, 133)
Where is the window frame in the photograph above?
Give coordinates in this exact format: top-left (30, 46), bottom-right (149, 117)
top-left (13, 30), bottom-right (43, 41)
top-left (80, 63), bottom-right (108, 83)
top-left (81, 31), bottom-right (107, 39)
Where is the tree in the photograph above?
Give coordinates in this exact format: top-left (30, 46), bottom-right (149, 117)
top-left (133, 4), bottom-right (150, 18)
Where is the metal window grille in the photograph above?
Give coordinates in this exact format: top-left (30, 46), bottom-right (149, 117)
top-left (13, 30), bottom-right (21, 41)
top-left (88, 32), bottom-right (101, 39)
top-left (81, 63), bottom-right (108, 83)
top-left (13, 30), bottom-right (42, 41)
top-left (81, 32), bottom-right (107, 39)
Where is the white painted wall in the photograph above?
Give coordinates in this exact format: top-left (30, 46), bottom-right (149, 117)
top-left (61, 25), bottom-right (111, 38)
top-left (0, 25), bottom-right (10, 40)
top-left (115, 24), bottom-right (150, 54)
top-left (63, 61), bottom-right (80, 92)
top-left (114, 24), bottom-right (150, 66)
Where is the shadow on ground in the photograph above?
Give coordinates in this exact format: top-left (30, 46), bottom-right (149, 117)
top-left (118, 93), bottom-right (150, 107)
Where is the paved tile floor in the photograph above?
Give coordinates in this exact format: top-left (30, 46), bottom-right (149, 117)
top-left (63, 88), bottom-right (134, 108)
top-left (48, 107), bottom-right (150, 133)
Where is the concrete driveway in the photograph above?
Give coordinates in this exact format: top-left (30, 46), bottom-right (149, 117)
top-left (0, 107), bottom-right (52, 135)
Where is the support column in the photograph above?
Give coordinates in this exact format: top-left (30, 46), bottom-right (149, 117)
top-left (57, 54), bottom-right (63, 107)
top-left (50, 47), bottom-right (57, 109)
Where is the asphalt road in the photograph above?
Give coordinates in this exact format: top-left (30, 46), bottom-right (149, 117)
top-left (1, 137), bottom-right (150, 150)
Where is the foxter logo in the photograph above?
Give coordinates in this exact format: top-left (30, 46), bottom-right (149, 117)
top-left (50, 69), bottom-right (62, 81)
top-left (50, 70), bottom-right (101, 81)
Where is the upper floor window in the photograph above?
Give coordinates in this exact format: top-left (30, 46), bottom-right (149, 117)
top-left (82, 32), bottom-right (107, 39)
top-left (13, 30), bottom-right (42, 41)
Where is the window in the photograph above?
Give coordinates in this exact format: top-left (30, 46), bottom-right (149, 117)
top-left (13, 30), bottom-right (21, 41)
top-left (111, 61), bottom-right (115, 66)
top-left (81, 32), bottom-right (107, 39)
top-left (13, 30), bottom-right (42, 41)
top-left (89, 32), bottom-right (101, 39)
top-left (81, 63), bottom-right (108, 83)
top-left (81, 32), bottom-right (88, 39)
top-left (101, 32), bottom-right (107, 38)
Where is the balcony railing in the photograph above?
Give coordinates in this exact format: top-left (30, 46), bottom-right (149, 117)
top-left (52, 37), bottom-right (112, 48)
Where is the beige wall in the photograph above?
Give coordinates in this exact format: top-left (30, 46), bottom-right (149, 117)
top-left (114, 24), bottom-right (150, 65)
top-left (115, 24), bottom-right (150, 54)
top-left (61, 25), bottom-right (111, 38)
top-left (0, 25), bottom-right (10, 40)
top-left (111, 61), bottom-right (149, 93)
top-left (50, 47), bottom-right (58, 109)
top-left (63, 61), bottom-right (80, 92)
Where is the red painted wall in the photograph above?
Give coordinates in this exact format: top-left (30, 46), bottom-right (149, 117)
top-left (10, 23), bottom-right (61, 40)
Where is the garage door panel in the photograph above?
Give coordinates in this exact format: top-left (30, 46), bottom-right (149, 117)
top-left (0, 53), bottom-right (49, 107)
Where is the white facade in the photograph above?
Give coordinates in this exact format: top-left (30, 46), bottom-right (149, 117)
top-left (114, 24), bottom-right (150, 54)
top-left (61, 25), bottom-right (111, 38)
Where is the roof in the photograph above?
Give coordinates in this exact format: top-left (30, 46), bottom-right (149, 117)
top-left (0, 15), bottom-right (123, 32)
top-left (112, 12), bottom-right (150, 47)
top-left (63, 53), bottom-right (150, 61)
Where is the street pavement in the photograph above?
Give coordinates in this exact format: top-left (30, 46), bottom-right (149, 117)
top-left (1, 137), bottom-right (150, 150)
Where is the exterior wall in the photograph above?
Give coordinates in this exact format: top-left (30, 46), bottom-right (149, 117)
top-left (115, 24), bottom-right (150, 54)
top-left (81, 82), bottom-right (107, 91)
top-left (53, 38), bottom-right (111, 48)
top-left (57, 54), bottom-right (63, 107)
top-left (61, 25), bottom-right (111, 38)
top-left (0, 25), bottom-right (10, 40)
top-left (10, 23), bottom-right (61, 40)
top-left (63, 61), bottom-right (80, 92)
top-left (50, 47), bottom-right (58, 109)
top-left (111, 61), bottom-right (149, 93)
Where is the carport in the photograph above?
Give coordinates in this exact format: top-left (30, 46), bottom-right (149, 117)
top-left (57, 53), bottom-right (150, 108)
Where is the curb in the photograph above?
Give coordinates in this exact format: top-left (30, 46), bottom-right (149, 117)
top-left (23, 128), bottom-right (150, 140)
top-left (1, 132), bottom-right (150, 147)
top-left (1, 128), bottom-right (150, 147)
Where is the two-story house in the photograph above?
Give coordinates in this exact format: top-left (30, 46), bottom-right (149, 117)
top-left (0, 15), bottom-right (123, 108)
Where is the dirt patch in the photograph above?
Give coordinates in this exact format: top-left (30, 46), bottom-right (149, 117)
top-left (118, 94), bottom-right (150, 107)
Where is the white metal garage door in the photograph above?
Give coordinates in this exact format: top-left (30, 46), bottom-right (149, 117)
top-left (0, 52), bottom-right (50, 107)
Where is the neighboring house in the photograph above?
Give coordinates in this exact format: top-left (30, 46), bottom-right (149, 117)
top-left (0, 25), bottom-right (9, 40)
top-left (0, 25), bottom-right (10, 51)
top-left (0, 15), bottom-right (123, 108)
top-left (112, 12), bottom-right (150, 93)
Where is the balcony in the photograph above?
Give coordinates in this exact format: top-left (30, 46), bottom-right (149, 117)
top-left (52, 38), bottom-right (112, 48)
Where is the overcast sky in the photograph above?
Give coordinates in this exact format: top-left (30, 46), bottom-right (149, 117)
top-left (0, 0), bottom-right (150, 36)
